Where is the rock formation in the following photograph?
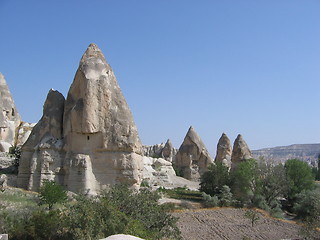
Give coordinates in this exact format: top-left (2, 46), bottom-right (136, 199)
top-left (143, 143), bottom-right (165, 158)
top-left (174, 126), bottom-right (213, 180)
top-left (252, 144), bottom-right (320, 166)
top-left (215, 133), bottom-right (232, 168)
top-left (231, 134), bottom-right (252, 170)
top-left (143, 139), bottom-right (177, 162)
top-left (0, 73), bottom-right (21, 151)
top-left (17, 89), bottom-right (65, 190)
top-left (162, 139), bottom-right (176, 162)
top-left (142, 156), bottom-right (199, 190)
top-left (18, 43), bottom-right (144, 193)
top-left (0, 174), bottom-right (7, 191)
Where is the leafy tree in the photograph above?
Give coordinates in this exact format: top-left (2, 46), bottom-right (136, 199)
top-left (200, 162), bottom-right (230, 196)
top-left (231, 159), bottom-right (261, 205)
top-left (102, 184), bottom-right (181, 240)
top-left (294, 189), bottom-right (320, 239)
top-left (285, 159), bottom-right (315, 203)
top-left (293, 189), bottom-right (320, 220)
top-left (219, 185), bottom-right (233, 207)
top-left (39, 180), bottom-right (68, 210)
top-left (258, 163), bottom-right (288, 206)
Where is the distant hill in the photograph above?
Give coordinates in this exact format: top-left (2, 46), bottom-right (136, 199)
top-left (252, 144), bottom-right (320, 167)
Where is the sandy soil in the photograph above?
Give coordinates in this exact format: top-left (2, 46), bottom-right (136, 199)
top-left (173, 208), bottom-right (306, 240)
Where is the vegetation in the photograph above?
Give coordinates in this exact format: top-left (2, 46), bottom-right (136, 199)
top-left (200, 158), bottom-right (317, 220)
top-left (285, 159), bottom-right (315, 205)
top-left (158, 186), bottom-right (202, 202)
top-left (8, 146), bottom-right (21, 173)
top-left (39, 180), bottom-right (68, 210)
top-left (244, 210), bottom-right (260, 227)
top-left (200, 162), bottom-right (230, 196)
top-left (0, 184), bottom-right (181, 240)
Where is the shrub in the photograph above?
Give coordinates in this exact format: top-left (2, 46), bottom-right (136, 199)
top-left (103, 184), bottom-right (181, 240)
top-left (293, 189), bottom-right (320, 220)
top-left (200, 162), bottom-right (230, 196)
top-left (202, 192), bottom-right (219, 207)
top-left (39, 180), bottom-right (68, 210)
top-left (285, 159), bottom-right (315, 204)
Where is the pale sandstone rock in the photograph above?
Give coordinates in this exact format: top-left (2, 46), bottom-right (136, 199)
top-left (17, 89), bottom-right (65, 190)
top-left (16, 122), bottom-right (36, 147)
top-left (142, 156), bottom-right (199, 190)
top-left (0, 174), bottom-right (8, 191)
top-left (231, 134), bottom-right (252, 171)
top-left (215, 133), bottom-right (232, 168)
top-left (143, 139), bottom-right (177, 162)
top-left (162, 139), bottom-right (176, 162)
top-left (174, 126), bottom-right (213, 180)
top-left (18, 44), bottom-right (144, 193)
top-left (63, 43), bottom-right (142, 153)
top-left (0, 73), bottom-right (21, 149)
top-left (143, 143), bottom-right (165, 157)
top-left (101, 234), bottom-right (144, 240)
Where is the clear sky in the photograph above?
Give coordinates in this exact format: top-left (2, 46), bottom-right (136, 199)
top-left (0, 0), bottom-right (319, 154)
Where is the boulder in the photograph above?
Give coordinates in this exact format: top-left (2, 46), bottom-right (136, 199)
top-left (0, 174), bottom-right (7, 191)
top-left (231, 134), bottom-right (252, 171)
top-left (174, 126), bottom-right (213, 180)
top-left (0, 73), bottom-right (21, 149)
top-left (101, 234), bottom-right (144, 240)
top-left (215, 133), bottom-right (232, 168)
top-left (142, 156), bottom-right (199, 190)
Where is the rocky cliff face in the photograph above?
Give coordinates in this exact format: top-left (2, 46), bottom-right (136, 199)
top-left (175, 126), bottom-right (213, 180)
top-left (252, 144), bottom-right (320, 166)
top-left (18, 44), bottom-right (144, 193)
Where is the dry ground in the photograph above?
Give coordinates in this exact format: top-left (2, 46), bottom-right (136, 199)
top-left (173, 208), bottom-right (310, 240)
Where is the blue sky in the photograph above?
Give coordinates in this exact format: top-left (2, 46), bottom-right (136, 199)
top-left (0, 0), bottom-right (319, 154)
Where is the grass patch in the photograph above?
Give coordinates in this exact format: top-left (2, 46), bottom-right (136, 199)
top-left (0, 187), bottom-right (38, 208)
top-left (158, 187), bottom-right (203, 202)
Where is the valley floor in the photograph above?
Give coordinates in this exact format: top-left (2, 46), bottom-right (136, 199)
top-left (173, 208), bottom-right (306, 240)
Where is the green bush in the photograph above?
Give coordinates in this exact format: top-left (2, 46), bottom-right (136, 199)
top-left (202, 192), bottom-right (219, 207)
top-left (2, 184), bottom-right (182, 240)
top-left (39, 180), bottom-right (68, 210)
top-left (103, 184), bottom-right (181, 240)
top-left (200, 162), bottom-right (230, 196)
top-left (285, 159), bottom-right (315, 204)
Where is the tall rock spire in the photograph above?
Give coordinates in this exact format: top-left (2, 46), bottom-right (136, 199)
top-left (63, 43), bottom-right (142, 153)
top-left (175, 126), bottom-right (213, 180)
top-left (231, 134), bottom-right (252, 170)
top-left (215, 133), bottom-right (232, 168)
top-left (18, 44), bottom-right (144, 193)
top-left (0, 73), bottom-right (21, 151)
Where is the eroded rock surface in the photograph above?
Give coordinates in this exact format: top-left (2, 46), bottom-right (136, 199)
top-left (143, 139), bottom-right (177, 162)
top-left (18, 44), bottom-right (144, 193)
top-left (231, 134), bottom-right (252, 171)
top-left (174, 126), bottom-right (213, 180)
top-left (0, 73), bottom-right (21, 151)
top-left (215, 133), bottom-right (232, 168)
top-left (17, 89), bottom-right (65, 190)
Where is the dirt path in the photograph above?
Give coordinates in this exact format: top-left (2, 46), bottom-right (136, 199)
top-left (173, 208), bottom-right (305, 240)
